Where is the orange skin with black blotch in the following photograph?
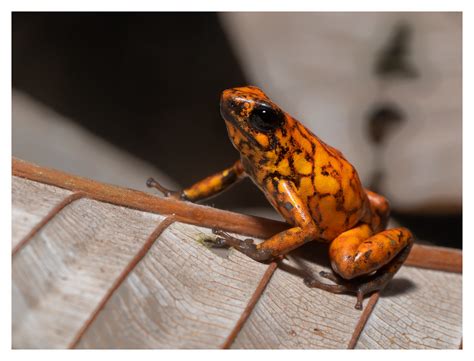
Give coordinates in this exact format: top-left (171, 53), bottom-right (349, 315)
top-left (148, 86), bottom-right (413, 308)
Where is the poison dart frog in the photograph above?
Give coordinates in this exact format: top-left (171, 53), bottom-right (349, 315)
top-left (147, 86), bottom-right (413, 309)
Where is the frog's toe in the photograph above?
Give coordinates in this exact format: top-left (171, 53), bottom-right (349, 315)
top-left (243, 238), bottom-right (255, 246)
top-left (209, 237), bottom-right (230, 248)
top-left (304, 276), bottom-right (318, 287)
top-left (211, 229), bottom-right (272, 261)
top-left (210, 229), bottom-right (246, 249)
top-left (146, 177), bottom-right (182, 199)
top-left (303, 275), bottom-right (349, 294)
top-left (355, 292), bottom-right (364, 310)
top-left (212, 228), bottom-right (229, 237)
top-left (319, 270), bottom-right (339, 282)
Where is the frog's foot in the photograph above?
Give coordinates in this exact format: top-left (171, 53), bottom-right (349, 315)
top-left (197, 234), bottom-right (231, 249)
top-left (303, 274), bottom-right (368, 309)
top-left (146, 177), bottom-right (183, 199)
top-left (303, 276), bottom-right (351, 294)
top-left (312, 269), bottom-right (398, 310)
top-left (315, 270), bottom-right (382, 310)
top-left (212, 229), bottom-right (273, 261)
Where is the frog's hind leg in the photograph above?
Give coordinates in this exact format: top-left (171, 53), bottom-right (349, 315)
top-left (305, 223), bottom-right (413, 309)
top-left (329, 224), bottom-right (414, 280)
top-left (365, 189), bottom-right (390, 233)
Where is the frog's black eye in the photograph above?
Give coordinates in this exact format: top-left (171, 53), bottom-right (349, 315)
top-left (248, 105), bottom-right (284, 132)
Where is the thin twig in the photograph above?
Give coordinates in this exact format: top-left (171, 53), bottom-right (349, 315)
top-left (12, 191), bottom-right (87, 256)
top-left (221, 262), bottom-right (278, 349)
top-left (347, 292), bottom-right (380, 349)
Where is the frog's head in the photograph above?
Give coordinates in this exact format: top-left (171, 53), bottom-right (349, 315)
top-left (220, 86), bottom-right (286, 153)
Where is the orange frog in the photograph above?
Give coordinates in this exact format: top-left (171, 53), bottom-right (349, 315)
top-left (147, 86), bottom-right (413, 309)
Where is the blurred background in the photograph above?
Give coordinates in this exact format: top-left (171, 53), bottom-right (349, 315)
top-left (12, 12), bottom-right (462, 248)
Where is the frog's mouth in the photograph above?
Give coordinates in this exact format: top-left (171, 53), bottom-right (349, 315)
top-left (220, 104), bottom-right (264, 151)
top-left (223, 117), bottom-right (264, 151)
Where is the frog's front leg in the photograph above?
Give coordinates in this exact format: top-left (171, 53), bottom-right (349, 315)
top-left (212, 178), bottom-right (321, 261)
top-left (306, 223), bottom-right (413, 309)
top-left (147, 160), bottom-right (246, 202)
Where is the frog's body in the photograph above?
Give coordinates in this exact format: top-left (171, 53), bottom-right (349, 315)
top-left (236, 110), bottom-right (370, 242)
top-left (147, 86), bottom-right (413, 309)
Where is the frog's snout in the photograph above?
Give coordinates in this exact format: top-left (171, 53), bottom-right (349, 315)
top-left (220, 88), bottom-right (238, 109)
top-left (220, 88), bottom-right (233, 103)
top-left (220, 86), bottom-right (268, 123)
top-left (220, 89), bottom-right (239, 123)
